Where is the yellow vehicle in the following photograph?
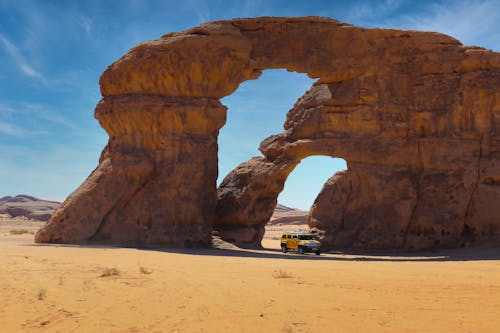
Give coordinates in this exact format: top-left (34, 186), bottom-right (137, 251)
top-left (280, 232), bottom-right (321, 255)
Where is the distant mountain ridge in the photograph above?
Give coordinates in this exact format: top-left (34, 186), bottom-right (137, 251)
top-left (0, 195), bottom-right (60, 204)
top-left (0, 196), bottom-right (306, 225)
top-left (0, 195), bottom-right (60, 221)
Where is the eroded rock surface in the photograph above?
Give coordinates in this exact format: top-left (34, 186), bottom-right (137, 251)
top-left (36, 17), bottom-right (500, 250)
top-left (37, 96), bottom-right (225, 246)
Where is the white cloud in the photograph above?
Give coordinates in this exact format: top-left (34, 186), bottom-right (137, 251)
top-left (240, 0), bottom-right (266, 18)
top-left (19, 63), bottom-right (43, 79)
top-left (79, 15), bottom-right (92, 35)
top-left (0, 121), bottom-right (26, 137)
top-left (184, 0), bottom-right (211, 24)
top-left (343, 0), bottom-right (499, 51)
top-left (0, 34), bottom-right (44, 80)
top-left (0, 101), bottom-right (76, 135)
top-left (19, 102), bottom-right (76, 129)
top-left (0, 34), bottom-right (18, 54)
top-left (385, 0), bottom-right (500, 50)
top-left (347, 0), bottom-right (404, 23)
top-left (0, 103), bottom-right (16, 116)
top-left (0, 142), bottom-right (101, 202)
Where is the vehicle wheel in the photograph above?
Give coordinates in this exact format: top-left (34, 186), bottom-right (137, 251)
top-left (315, 250), bottom-right (321, 255)
top-left (281, 244), bottom-right (287, 253)
top-left (298, 246), bottom-right (304, 254)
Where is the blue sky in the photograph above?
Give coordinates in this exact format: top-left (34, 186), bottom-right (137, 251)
top-left (0, 0), bottom-right (499, 209)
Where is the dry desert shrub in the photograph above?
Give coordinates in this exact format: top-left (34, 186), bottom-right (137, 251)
top-left (10, 229), bottom-right (32, 235)
top-left (139, 266), bottom-right (153, 274)
top-left (100, 267), bottom-right (120, 277)
top-left (37, 289), bottom-right (46, 300)
top-left (273, 269), bottom-right (293, 279)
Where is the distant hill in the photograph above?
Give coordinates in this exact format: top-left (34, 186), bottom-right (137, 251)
top-left (269, 204), bottom-right (308, 225)
top-left (0, 197), bottom-right (306, 224)
top-left (0, 195), bottom-right (60, 221)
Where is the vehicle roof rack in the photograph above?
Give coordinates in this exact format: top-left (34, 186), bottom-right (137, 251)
top-left (282, 230), bottom-right (309, 234)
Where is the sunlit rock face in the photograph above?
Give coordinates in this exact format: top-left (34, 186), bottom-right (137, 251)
top-left (36, 17), bottom-right (500, 250)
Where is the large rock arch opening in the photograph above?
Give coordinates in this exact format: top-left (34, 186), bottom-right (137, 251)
top-left (217, 69), bottom-right (315, 189)
top-left (36, 17), bottom-right (500, 250)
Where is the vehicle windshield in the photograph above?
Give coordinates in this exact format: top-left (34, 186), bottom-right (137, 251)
top-left (298, 235), bottom-right (315, 240)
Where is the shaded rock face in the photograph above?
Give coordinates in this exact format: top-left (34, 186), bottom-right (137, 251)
top-left (37, 96), bottom-right (225, 246)
top-left (36, 17), bottom-right (500, 250)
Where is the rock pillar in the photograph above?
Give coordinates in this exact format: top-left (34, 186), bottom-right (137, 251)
top-left (36, 96), bottom-right (226, 246)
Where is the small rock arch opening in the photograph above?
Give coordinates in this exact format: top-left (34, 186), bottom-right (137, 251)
top-left (262, 156), bottom-right (347, 250)
top-left (278, 156), bottom-right (347, 211)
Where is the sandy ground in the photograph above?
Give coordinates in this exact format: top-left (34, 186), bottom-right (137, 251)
top-left (1, 219), bottom-right (500, 332)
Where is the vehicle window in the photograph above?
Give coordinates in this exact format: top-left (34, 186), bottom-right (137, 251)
top-left (299, 235), bottom-right (314, 240)
top-left (292, 235), bottom-right (298, 239)
top-left (286, 235), bottom-right (291, 239)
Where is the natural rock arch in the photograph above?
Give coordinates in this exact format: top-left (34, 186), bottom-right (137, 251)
top-left (36, 17), bottom-right (500, 250)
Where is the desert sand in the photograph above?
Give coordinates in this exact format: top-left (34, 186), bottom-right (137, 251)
top-left (1, 218), bottom-right (500, 333)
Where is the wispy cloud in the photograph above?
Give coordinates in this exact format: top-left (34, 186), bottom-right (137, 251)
top-left (0, 2), bottom-right (102, 89)
top-left (0, 101), bottom-right (75, 136)
top-left (184, 0), bottom-right (211, 24)
top-left (0, 142), bottom-right (100, 201)
top-left (0, 34), bottom-right (18, 54)
top-left (0, 121), bottom-right (26, 137)
top-left (240, 0), bottom-right (266, 18)
top-left (0, 34), bottom-right (44, 80)
top-left (346, 0), bottom-right (404, 24)
top-left (343, 0), bottom-right (500, 50)
top-left (79, 15), bottom-right (92, 35)
top-left (0, 103), bottom-right (16, 116)
top-left (19, 63), bottom-right (43, 79)
top-left (19, 102), bottom-right (76, 129)
top-left (383, 0), bottom-right (500, 50)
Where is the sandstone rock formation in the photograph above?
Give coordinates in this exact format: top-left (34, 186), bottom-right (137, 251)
top-left (36, 17), bottom-right (500, 250)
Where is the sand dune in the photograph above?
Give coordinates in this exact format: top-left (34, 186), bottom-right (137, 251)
top-left (265, 204), bottom-right (309, 241)
top-left (1, 218), bottom-right (500, 332)
top-left (269, 204), bottom-right (308, 226)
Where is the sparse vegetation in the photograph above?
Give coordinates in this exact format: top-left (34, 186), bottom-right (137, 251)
top-left (377, 316), bottom-right (392, 327)
top-left (273, 269), bottom-right (293, 279)
top-left (37, 289), bottom-right (46, 300)
top-left (10, 229), bottom-right (33, 235)
top-left (100, 267), bottom-right (120, 277)
top-left (139, 266), bottom-right (153, 274)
